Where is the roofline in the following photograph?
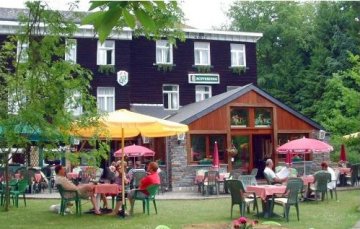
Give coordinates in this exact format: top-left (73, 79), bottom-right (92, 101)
top-left (184, 28), bottom-right (263, 41)
top-left (176, 84), bottom-right (323, 130)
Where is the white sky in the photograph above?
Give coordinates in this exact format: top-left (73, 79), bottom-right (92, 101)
top-left (0, 0), bottom-right (233, 30)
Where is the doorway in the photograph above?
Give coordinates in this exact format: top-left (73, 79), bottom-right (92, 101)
top-left (252, 134), bottom-right (272, 178)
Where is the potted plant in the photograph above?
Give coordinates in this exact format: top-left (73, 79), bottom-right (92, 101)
top-left (227, 144), bottom-right (238, 157)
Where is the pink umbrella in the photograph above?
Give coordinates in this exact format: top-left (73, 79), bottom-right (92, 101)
top-left (114, 144), bottom-right (155, 158)
top-left (277, 137), bottom-right (333, 154)
top-left (340, 144), bottom-right (347, 161)
top-left (277, 137), bottom-right (333, 175)
top-left (212, 141), bottom-right (219, 169)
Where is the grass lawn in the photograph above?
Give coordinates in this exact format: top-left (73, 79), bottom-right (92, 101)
top-left (0, 190), bottom-right (359, 229)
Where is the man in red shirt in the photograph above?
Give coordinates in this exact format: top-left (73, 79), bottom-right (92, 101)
top-left (128, 162), bottom-right (160, 215)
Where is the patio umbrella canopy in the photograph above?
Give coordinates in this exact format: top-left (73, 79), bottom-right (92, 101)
top-left (212, 141), bottom-right (219, 169)
top-left (339, 144), bottom-right (347, 161)
top-left (277, 137), bottom-right (333, 175)
top-left (72, 109), bottom-right (188, 211)
top-left (114, 144), bottom-right (155, 158)
top-left (343, 132), bottom-right (360, 139)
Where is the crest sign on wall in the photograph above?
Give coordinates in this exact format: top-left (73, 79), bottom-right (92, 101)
top-left (117, 70), bottom-right (129, 86)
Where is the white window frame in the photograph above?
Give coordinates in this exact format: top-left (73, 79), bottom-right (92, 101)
top-left (65, 91), bottom-right (82, 116)
top-left (195, 85), bottom-right (212, 102)
top-left (65, 39), bottom-right (77, 63)
top-left (194, 42), bottom-right (210, 66)
top-left (97, 40), bottom-right (115, 65)
top-left (230, 43), bottom-right (246, 67)
top-left (17, 40), bottom-right (28, 63)
top-left (97, 87), bottom-right (115, 113)
top-left (162, 84), bottom-right (179, 110)
top-left (156, 40), bottom-right (173, 64)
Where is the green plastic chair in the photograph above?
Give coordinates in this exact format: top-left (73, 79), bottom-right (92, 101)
top-left (132, 184), bottom-right (159, 215)
top-left (10, 179), bottom-right (28, 207)
top-left (312, 171), bottom-right (331, 201)
top-left (238, 175), bottom-right (257, 189)
top-left (271, 177), bottom-right (303, 222)
top-left (226, 179), bottom-right (258, 218)
top-left (56, 184), bottom-right (81, 216)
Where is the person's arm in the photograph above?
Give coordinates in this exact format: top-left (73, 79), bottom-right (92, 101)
top-left (58, 176), bottom-right (78, 191)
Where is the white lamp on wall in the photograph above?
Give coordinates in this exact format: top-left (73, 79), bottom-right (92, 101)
top-left (177, 132), bottom-right (185, 144)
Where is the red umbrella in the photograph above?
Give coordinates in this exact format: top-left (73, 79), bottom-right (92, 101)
top-left (285, 152), bottom-right (292, 165)
top-left (277, 137), bottom-right (333, 154)
top-left (212, 141), bottom-right (219, 169)
top-left (114, 144), bottom-right (155, 158)
top-left (340, 144), bottom-right (347, 161)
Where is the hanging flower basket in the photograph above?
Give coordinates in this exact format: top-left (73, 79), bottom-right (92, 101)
top-left (227, 145), bottom-right (238, 157)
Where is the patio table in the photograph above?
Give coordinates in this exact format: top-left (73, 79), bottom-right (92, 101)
top-left (94, 184), bottom-right (121, 210)
top-left (246, 185), bottom-right (286, 218)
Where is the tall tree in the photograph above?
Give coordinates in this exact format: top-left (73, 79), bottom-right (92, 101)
top-left (82, 1), bottom-right (185, 43)
top-left (0, 2), bottom-right (107, 211)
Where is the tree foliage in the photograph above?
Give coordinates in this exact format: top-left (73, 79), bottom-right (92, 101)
top-left (228, 1), bottom-right (360, 133)
top-left (82, 1), bottom-right (185, 43)
top-left (0, 1), bottom-right (108, 211)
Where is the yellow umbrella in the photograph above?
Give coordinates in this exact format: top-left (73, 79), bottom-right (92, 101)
top-left (343, 132), bottom-right (360, 139)
top-left (72, 109), bottom-right (188, 211)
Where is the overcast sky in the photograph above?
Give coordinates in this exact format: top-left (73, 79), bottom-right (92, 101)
top-left (0, 0), bottom-right (233, 30)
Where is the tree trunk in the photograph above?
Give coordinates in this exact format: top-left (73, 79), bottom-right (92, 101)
top-left (4, 158), bottom-right (10, 211)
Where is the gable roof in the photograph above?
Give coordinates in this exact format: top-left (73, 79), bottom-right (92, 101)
top-left (167, 84), bottom-right (323, 130)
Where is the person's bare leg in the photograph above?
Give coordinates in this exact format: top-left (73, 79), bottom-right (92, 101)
top-left (90, 195), bottom-right (100, 214)
top-left (101, 194), bottom-right (108, 209)
top-left (109, 201), bottom-right (122, 215)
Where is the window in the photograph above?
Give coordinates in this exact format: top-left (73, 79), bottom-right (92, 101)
top-left (190, 134), bottom-right (226, 162)
top-left (162, 84), bottom-right (179, 110)
top-left (230, 108), bottom-right (248, 127)
top-left (231, 136), bottom-right (249, 170)
top-left (97, 40), bottom-right (115, 65)
top-left (66, 91), bottom-right (82, 116)
top-left (97, 87), bottom-right (115, 112)
top-left (230, 43), bottom-right (246, 67)
top-left (254, 108), bottom-right (272, 127)
top-left (8, 91), bottom-right (26, 114)
top-left (65, 39), bottom-right (77, 63)
top-left (194, 42), bottom-right (210, 65)
top-left (17, 40), bottom-right (28, 63)
top-left (156, 40), bottom-right (173, 64)
top-left (195, 85), bottom-right (212, 102)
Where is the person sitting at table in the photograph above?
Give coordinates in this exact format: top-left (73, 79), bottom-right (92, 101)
top-left (320, 162), bottom-right (336, 189)
top-left (263, 159), bottom-right (288, 184)
top-left (54, 165), bottom-right (101, 215)
top-left (109, 161), bottom-right (129, 216)
top-left (127, 162), bottom-right (160, 215)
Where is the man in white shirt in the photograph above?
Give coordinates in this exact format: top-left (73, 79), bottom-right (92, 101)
top-left (263, 159), bottom-right (288, 184)
top-left (54, 165), bottom-right (100, 215)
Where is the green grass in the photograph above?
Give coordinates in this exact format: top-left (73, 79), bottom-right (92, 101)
top-left (0, 190), bottom-right (359, 229)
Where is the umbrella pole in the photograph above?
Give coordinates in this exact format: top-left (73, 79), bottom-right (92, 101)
top-left (303, 154), bottom-right (306, 176)
top-left (121, 127), bottom-right (125, 217)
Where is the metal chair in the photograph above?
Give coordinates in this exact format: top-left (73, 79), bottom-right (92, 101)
top-left (271, 178), bottom-right (303, 221)
top-left (226, 179), bottom-right (258, 218)
top-left (201, 171), bottom-right (219, 196)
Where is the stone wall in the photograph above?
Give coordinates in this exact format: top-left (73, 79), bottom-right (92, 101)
top-left (168, 136), bottom-right (228, 191)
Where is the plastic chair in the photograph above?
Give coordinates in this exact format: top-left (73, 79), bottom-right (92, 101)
top-left (311, 171), bottom-right (331, 201)
top-left (10, 179), bottom-right (28, 207)
top-left (56, 184), bottom-right (81, 216)
top-left (263, 172), bottom-right (272, 185)
top-left (201, 171), bottom-right (219, 196)
top-left (238, 175), bottom-right (257, 189)
top-left (131, 184), bottom-right (159, 215)
top-left (271, 178), bottom-right (303, 221)
top-left (131, 170), bottom-right (147, 189)
top-left (250, 168), bottom-right (258, 177)
top-left (226, 179), bottom-right (258, 218)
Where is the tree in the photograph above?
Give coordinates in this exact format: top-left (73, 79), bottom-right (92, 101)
top-left (315, 53), bottom-right (360, 136)
top-left (0, 2), bottom-right (107, 211)
top-left (82, 1), bottom-right (185, 43)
